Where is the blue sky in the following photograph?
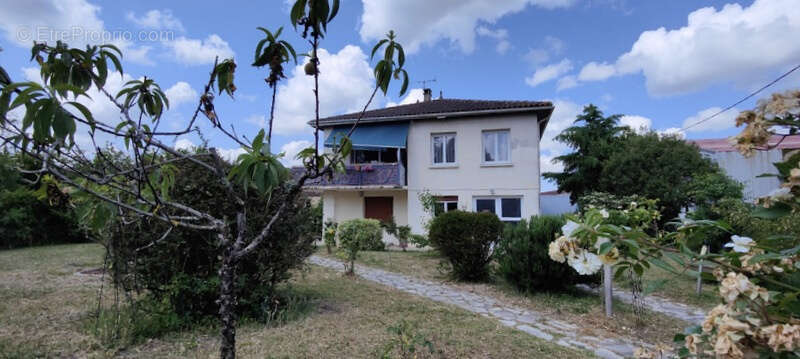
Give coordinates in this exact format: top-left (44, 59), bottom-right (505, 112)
top-left (1, 0), bottom-right (799, 189)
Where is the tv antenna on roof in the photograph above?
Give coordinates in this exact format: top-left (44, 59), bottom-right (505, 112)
top-left (417, 78), bottom-right (436, 88)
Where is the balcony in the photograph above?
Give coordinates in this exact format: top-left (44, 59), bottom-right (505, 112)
top-left (292, 163), bottom-right (405, 188)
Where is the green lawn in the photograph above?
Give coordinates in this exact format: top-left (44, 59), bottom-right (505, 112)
top-left (0, 243), bottom-right (590, 358)
top-left (320, 248), bottom-right (700, 347)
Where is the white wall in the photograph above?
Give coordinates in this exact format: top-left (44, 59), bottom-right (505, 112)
top-left (406, 114), bottom-right (542, 233)
top-left (321, 189), bottom-right (408, 245)
top-left (706, 149), bottom-right (783, 202)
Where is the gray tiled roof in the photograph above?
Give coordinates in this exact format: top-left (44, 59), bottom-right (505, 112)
top-left (310, 98), bottom-right (554, 127)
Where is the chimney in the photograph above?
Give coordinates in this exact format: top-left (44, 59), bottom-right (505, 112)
top-left (423, 88), bottom-right (432, 102)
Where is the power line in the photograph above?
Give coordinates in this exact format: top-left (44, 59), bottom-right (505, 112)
top-left (681, 63), bottom-right (800, 132)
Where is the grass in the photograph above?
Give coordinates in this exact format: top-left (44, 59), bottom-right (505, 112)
top-left (0, 243), bottom-right (590, 358)
top-left (616, 261), bottom-right (719, 310)
top-left (319, 248), bottom-right (699, 347)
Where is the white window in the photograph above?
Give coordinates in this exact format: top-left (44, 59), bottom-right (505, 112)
top-left (431, 133), bottom-right (456, 165)
top-left (482, 130), bottom-right (510, 163)
top-left (473, 197), bottom-right (522, 221)
top-left (434, 196), bottom-right (458, 216)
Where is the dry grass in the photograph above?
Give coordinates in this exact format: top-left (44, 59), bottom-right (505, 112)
top-left (321, 249), bottom-right (698, 348)
top-left (0, 243), bottom-right (590, 358)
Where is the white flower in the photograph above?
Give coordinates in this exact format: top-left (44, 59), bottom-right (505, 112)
top-left (568, 251), bottom-right (602, 275)
top-left (725, 235), bottom-right (755, 253)
top-left (599, 209), bottom-right (609, 218)
top-left (561, 220), bottom-right (580, 237)
top-left (548, 240), bottom-right (566, 263)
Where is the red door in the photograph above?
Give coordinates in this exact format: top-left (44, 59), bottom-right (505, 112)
top-left (364, 197), bottom-right (393, 223)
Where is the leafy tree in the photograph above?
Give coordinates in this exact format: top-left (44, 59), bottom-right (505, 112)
top-left (598, 132), bottom-right (719, 222)
top-left (0, 0), bottom-right (409, 357)
top-left (543, 104), bottom-right (629, 203)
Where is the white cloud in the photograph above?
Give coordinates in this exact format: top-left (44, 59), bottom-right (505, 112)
top-left (174, 138), bottom-right (195, 150)
top-left (0, 0), bottom-right (153, 65)
top-left (556, 75), bottom-right (578, 91)
top-left (215, 147), bottom-right (247, 163)
top-left (681, 107), bottom-right (739, 133)
top-left (540, 99), bottom-right (582, 154)
top-left (359, 0), bottom-right (575, 54)
top-left (540, 153), bottom-right (564, 174)
top-left (659, 127), bottom-right (686, 139)
top-left (525, 59), bottom-right (573, 87)
top-left (165, 81), bottom-right (198, 108)
top-left (165, 34), bottom-right (235, 65)
top-left (245, 114), bottom-right (266, 129)
top-left (620, 115), bottom-right (652, 133)
top-left (0, 0), bottom-right (103, 47)
top-left (581, 0), bottom-right (800, 96)
top-left (386, 88), bottom-right (425, 107)
top-left (524, 36), bottom-right (565, 65)
top-left (278, 140), bottom-right (313, 167)
top-left (476, 26), bottom-right (511, 54)
top-left (126, 9), bottom-right (185, 31)
top-left (577, 61), bottom-right (616, 81)
top-left (273, 45), bottom-right (377, 135)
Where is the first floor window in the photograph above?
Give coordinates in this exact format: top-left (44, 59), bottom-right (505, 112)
top-left (474, 196), bottom-right (522, 221)
top-left (482, 130), bottom-right (510, 163)
top-left (432, 133), bottom-right (456, 164)
top-left (434, 196), bottom-right (458, 216)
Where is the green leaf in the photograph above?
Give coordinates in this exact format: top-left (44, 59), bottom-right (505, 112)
top-left (752, 203), bottom-right (792, 219)
top-left (371, 39), bottom-right (388, 60)
top-left (290, 0), bottom-right (307, 28)
top-left (329, 0), bottom-right (340, 22)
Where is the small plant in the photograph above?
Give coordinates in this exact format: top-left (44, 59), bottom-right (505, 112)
top-left (338, 218), bottom-right (384, 251)
top-left (382, 217), bottom-right (411, 251)
top-left (337, 218), bottom-right (383, 274)
top-left (323, 220), bottom-right (337, 254)
top-left (379, 320), bottom-right (435, 359)
top-left (428, 211), bottom-right (503, 281)
top-left (409, 233), bottom-right (430, 248)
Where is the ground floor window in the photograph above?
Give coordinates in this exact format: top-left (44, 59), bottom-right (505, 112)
top-left (434, 196), bottom-right (458, 216)
top-left (473, 196), bottom-right (522, 222)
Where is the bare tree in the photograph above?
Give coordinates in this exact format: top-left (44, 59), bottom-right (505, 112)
top-left (0, 1), bottom-right (408, 358)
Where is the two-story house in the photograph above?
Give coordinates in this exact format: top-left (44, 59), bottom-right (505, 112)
top-left (302, 89), bottom-right (554, 242)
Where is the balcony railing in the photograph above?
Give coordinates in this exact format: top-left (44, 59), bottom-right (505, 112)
top-left (291, 163), bottom-right (404, 187)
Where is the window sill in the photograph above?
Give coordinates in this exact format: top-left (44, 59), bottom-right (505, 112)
top-left (480, 162), bottom-right (513, 168)
top-left (429, 164), bottom-right (459, 169)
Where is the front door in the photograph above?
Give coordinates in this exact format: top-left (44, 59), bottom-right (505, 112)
top-left (364, 196), bottom-right (393, 223)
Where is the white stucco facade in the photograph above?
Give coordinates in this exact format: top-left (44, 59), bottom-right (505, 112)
top-left (317, 112), bottom-right (544, 239)
top-left (702, 149), bottom-right (783, 202)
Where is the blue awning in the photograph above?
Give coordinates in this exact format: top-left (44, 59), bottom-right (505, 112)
top-left (324, 122), bottom-right (408, 150)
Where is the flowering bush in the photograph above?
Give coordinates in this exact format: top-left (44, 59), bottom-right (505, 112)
top-left (565, 90), bottom-right (800, 358)
top-left (548, 199), bottom-right (661, 278)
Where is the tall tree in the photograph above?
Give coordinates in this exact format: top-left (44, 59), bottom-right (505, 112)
top-left (543, 104), bottom-right (629, 203)
top-left (598, 132), bottom-right (719, 222)
top-left (0, 0), bottom-right (409, 357)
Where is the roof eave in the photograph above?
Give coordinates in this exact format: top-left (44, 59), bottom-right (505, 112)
top-left (307, 105), bottom-right (555, 128)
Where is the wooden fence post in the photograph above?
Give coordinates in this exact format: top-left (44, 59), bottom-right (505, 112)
top-left (603, 264), bottom-right (613, 317)
top-left (696, 245), bottom-right (707, 296)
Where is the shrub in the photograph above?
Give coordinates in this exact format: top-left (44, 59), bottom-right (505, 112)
top-left (0, 186), bottom-right (85, 249)
top-left (107, 158), bottom-right (317, 323)
top-left (495, 216), bottom-right (597, 292)
top-left (338, 218), bottom-right (384, 251)
top-left (0, 154), bottom-right (85, 249)
top-left (428, 211), bottom-right (502, 281)
top-left (323, 220), bottom-right (337, 254)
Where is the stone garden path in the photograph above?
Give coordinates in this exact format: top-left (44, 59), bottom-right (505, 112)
top-left (575, 284), bottom-right (707, 325)
top-left (309, 255), bottom-right (655, 359)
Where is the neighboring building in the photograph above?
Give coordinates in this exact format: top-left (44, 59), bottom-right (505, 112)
top-left (690, 135), bottom-right (800, 202)
top-left (298, 89), bottom-right (554, 241)
top-left (539, 190), bottom-right (576, 215)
